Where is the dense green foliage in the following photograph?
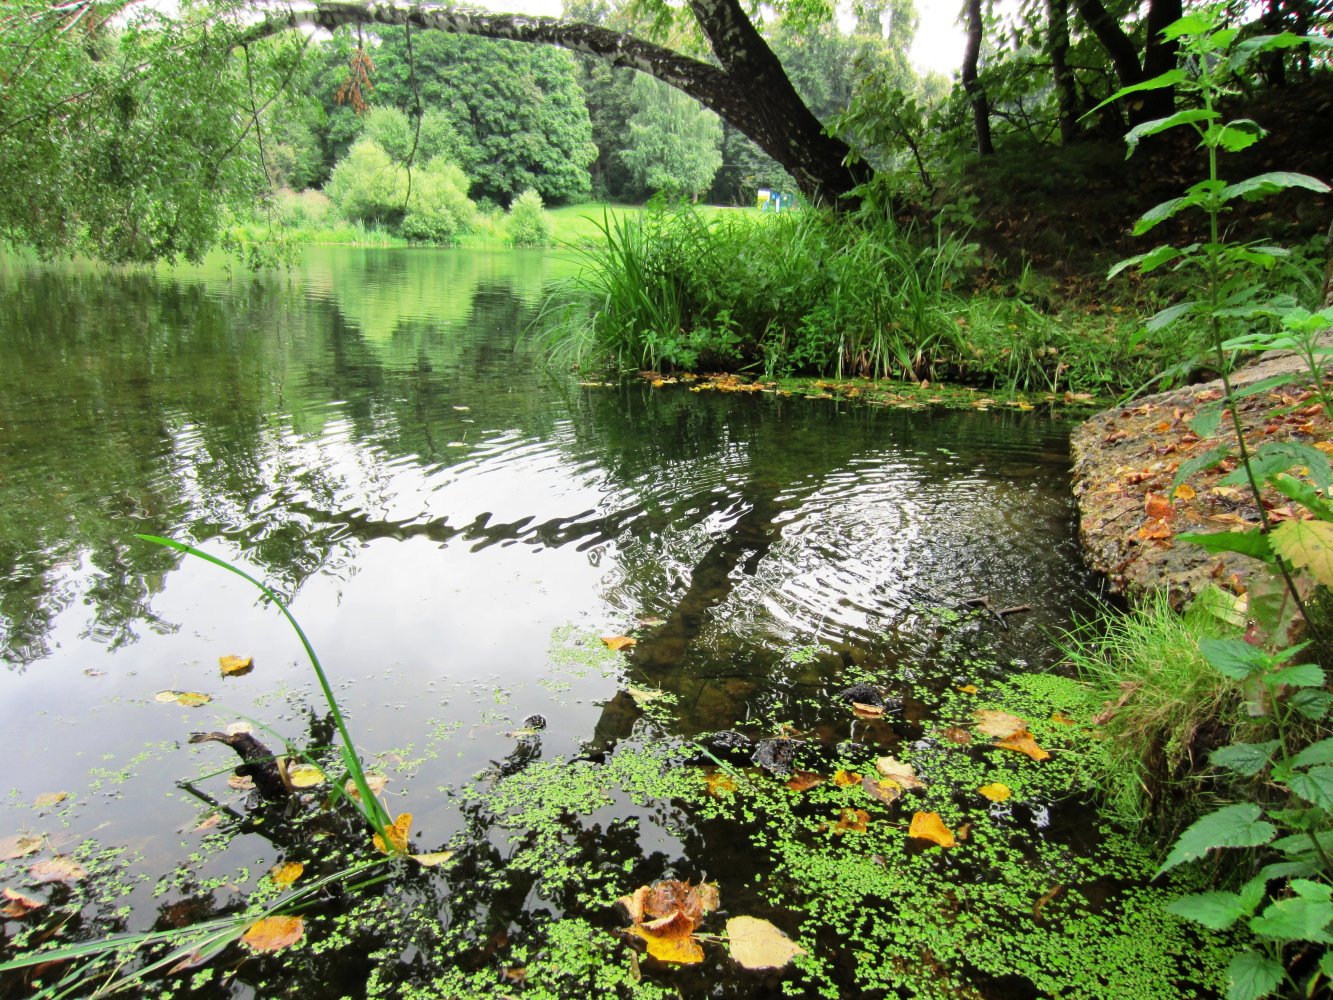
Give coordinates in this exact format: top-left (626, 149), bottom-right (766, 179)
top-left (622, 77), bottom-right (723, 200)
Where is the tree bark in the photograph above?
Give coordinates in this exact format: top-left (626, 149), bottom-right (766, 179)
top-left (962, 0), bottom-right (994, 155)
top-left (1073, 0), bottom-right (1178, 124)
top-left (1046, 0), bottom-right (1079, 144)
top-left (243, 1), bottom-right (869, 205)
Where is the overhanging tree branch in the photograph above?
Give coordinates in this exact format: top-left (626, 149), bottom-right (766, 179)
top-left (237, 1), bottom-right (869, 203)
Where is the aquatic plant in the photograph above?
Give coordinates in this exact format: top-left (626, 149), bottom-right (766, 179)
top-left (135, 534), bottom-right (395, 847)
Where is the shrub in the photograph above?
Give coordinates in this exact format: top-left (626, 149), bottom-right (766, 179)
top-left (399, 159), bottom-right (478, 245)
top-left (505, 189), bottom-right (552, 248)
top-left (325, 139), bottom-right (405, 227)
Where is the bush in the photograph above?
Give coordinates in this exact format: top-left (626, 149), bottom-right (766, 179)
top-left (505, 189), bottom-right (552, 248)
top-left (274, 189), bottom-right (332, 228)
top-left (326, 139), bottom-right (405, 227)
top-left (399, 159), bottom-right (478, 245)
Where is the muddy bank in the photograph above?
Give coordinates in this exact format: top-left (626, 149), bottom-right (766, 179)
top-left (1071, 350), bottom-right (1333, 603)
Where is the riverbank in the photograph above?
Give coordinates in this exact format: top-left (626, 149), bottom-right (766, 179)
top-left (1071, 350), bottom-right (1333, 603)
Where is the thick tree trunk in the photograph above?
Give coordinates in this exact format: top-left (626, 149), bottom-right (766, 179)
top-left (246, 1), bottom-right (869, 205)
top-left (1047, 0), bottom-right (1079, 144)
top-left (1074, 0), bottom-right (1178, 124)
top-left (962, 0), bottom-right (994, 155)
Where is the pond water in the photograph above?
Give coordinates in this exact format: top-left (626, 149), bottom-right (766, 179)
top-left (0, 247), bottom-right (1161, 998)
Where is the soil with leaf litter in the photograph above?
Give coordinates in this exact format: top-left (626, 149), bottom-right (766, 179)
top-left (1071, 348), bottom-right (1333, 603)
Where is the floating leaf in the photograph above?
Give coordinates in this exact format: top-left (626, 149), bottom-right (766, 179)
top-left (1050, 711), bottom-right (1076, 725)
top-left (994, 730), bottom-right (1051, 761)
top-left (851, 702), bottom-right (884, 719)
top-left (0, 834), bottom-right (43, 860)
top-left (979, 783), bottom-right (1012, 802)
top-left (29, 857), bottom-right (87, 884)
top-left (268, 862), bottom-right (304, 888)
top-left (785, 771), bottom-right (823, 792)
top-left (862, 776), bottom-right (903, 805)
top-left (344, 774), bottom-right (388, 801)
top-left (957, 684), bottom-right (979, 694)
top-left (832, 770), bottom-right (862, 787)
top-left (373, 813), bottom-right (412, 855)
top-left (33, 792), bottom-right (67, 809)
top-left (601, 636), bottom-right (637, 651)
top-left (219, 655), bottom-right (253, 677)
top-left (974, 710), bottom-right (1027, 739)
top-left (874, 756), bottom-right (925, 790)
top-left (286, 764), bottom-right (326, 789)
top-left (627, 685), bottom-right (665, 706)
top-left (939, 726), bottom-right (973, 745)
top-left (241, 915), bottom-right (304, 952)
top-left (156, 690), bottom-right (211, 707)
top-left (726, 915), bottom-right (807, 970)
top-left (706, 772), bottom-right (738, 797)
top-left (193, 814), bottom-right (221, 831)
top-left (228, 774), bottom-right (256, 791)
top-left (627, 912), bottom-right (705, 964)
top-left (833, 808), bottom-right (869, 834)
top-left (908, 812), bottom-right (956, 848)
top-left (0, 888), bottom-right (43, 918)
top-left (410, 850), bottom-right (456, 868)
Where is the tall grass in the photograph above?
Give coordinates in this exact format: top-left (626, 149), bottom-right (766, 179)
top-left (546, 203), bottom-right (981, 381)
top-left (1060, 593), bottom-right (1239, 825)
top-left (136, 535), bottom-right (395, 847)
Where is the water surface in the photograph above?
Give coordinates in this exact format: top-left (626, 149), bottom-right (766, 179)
top-left (0, 246), bottom-right (1103, 996)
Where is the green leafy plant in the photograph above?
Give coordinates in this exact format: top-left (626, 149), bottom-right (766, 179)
top-left (1100, 10), bottom-right (1333, 997)
top-left (135, 534), bottom-right (396, 849)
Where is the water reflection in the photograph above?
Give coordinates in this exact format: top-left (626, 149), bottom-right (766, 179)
top-left (0, 246), bottom-right (1096, 815)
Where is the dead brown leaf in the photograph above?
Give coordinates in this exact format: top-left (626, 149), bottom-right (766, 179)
top-left (874, 756), bottom-right (925, 790)
top-left (29, 857), bottom-right (87, 884)
top-left (833, 808), bottom-right (869, 834)
top-left (0, 834), bottom-right (43, 861)
top-left (0, 888), bottom-right (43, 918)
top-left (974, 710), bottom-right (1027, 739)
top-left (785, 770), bottom-right (824, 792)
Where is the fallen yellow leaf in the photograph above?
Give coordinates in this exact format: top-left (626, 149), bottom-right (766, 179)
top-left (832, 769), bottom-right (862, 788)
top-left (957, 684), bottom-right (979, 694)
top-left (874, 756), bottom-right (925, 790)
top-left (344, 774), bottom-right (388, 801)
top-left (862, 776), bottom-right (903, 805)
top-left (706, 772), bottom-right (738, 797)
top-left (974, 709), bottom-right (1027, 739)
top-left (628, 915), bottom-right (705, 964)
top-left (286, 764), bottom-right (326, 789)
top-left (33, 792), bottom-right (67, 809)
top-left (908, 811), bottom-right (956, 848)
top-left (269, 861), bottom-right (304, 887)
top-left (219, 655), bottom-right (253, 677)
top-left (994, 730), bottom-right (1051, 761)
top-left (726, 915), bottom-right (807, 969)
top-left (241, 915), bottom-right (304, 952)
top-left (601, 635), bottom-right (637, 651)
top-left (978, 783), bottom-right (1012, 802)
top-left (410, 850), bottom-right (456, 867)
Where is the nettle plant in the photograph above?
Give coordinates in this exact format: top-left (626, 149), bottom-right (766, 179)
top-left (1102, 9), bottom-right (1333, 999)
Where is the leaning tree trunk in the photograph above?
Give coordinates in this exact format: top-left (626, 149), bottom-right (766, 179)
top-left (245, 0), bottom-right (870, 206)
top-left (962, 0), bottom-right (994, 155)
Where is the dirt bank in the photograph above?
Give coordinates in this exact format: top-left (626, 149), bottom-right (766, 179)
top-left (1071, 351), bottom-right (1333, 604)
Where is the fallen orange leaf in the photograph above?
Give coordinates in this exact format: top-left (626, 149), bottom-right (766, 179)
top-left (851, 701), bottom-right (884, 719)
top-left (994, 731), bottom-right (1051, 761)
top-left (785, 770), bottom-right (823, 792)
top-left (372, 813), bottom-right (412, 854)
top-left (1145, 493), bottom-right (1174, 520)
top-left (0, 888), bottom-right (43, 918)
top-left (908, 811), bottom-right (956, 848)
top-left (602, 636), bottom-right (637, 651)
top-left (832, 769), bottom-right (862, 787)
top-left (242, 915), bottom-right (304, 952)
top-left (269, 862), bottom-right (304, 888)
top-left (706, 772), bottom-right (737, 797)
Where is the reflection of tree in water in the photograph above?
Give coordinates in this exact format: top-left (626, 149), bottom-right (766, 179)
top-left (0, 255), bottom-right (562, 665)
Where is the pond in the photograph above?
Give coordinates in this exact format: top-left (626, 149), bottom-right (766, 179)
top-left (0, 248), bottom-right (1226, 999)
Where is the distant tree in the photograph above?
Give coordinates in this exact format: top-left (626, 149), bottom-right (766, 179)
top-left (622, 75), bottom-right (723, 200)
top-left (371, 30), bottom-right (597, 204)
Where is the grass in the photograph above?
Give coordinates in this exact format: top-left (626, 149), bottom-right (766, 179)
top-left (1059, 592), bottom-right (1241, 825)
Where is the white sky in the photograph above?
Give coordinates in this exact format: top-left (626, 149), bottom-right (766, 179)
top-left (489, 0), bottom-right (967, 77)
